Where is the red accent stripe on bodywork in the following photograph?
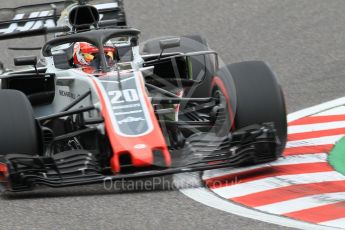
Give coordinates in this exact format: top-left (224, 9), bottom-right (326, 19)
top-left (0, 163), bottom-right (8, 180)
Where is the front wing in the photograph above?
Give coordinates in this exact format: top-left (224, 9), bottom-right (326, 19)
top-left (0, 124), bottom-right (279, 192)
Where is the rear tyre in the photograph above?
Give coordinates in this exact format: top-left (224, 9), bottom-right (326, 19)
top-left (0, 90), bottom-right (39, 155)
top-left (213, 61), bottom-right (287, 158)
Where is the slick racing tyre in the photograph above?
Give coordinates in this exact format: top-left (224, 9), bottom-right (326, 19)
top-left (0, 90), bottom-right (39, 155)
top-left (142, 35), bottom-right (215, 98)
top-left (212, 61), bottom-right (287, 157)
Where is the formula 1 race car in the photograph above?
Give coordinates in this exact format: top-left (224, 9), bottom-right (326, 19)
top-left (0, 1), bottom-right (287, 192)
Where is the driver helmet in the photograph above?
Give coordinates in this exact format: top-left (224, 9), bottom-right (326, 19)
top-left (73, 42), bottom-right (117, 71)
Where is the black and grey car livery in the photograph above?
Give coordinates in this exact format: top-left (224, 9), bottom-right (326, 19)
top-left (0, 1), bottom-right (287, 192)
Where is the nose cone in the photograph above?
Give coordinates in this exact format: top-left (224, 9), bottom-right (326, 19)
top-left (91, 72), bottom-right (171, 173)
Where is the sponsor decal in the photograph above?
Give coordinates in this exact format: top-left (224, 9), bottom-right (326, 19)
top-left (112, 103), bottom-right (141, 110)
top-left (0, 3), bottom-right (119, 35)
top-left (134, 144), bottom-right (147, 150)
top-left (0, 11), bottom-right (55, 35)
top-left (118, 117), bottom-right (145, 125)
top-left (59, 89), bottom-right (78, 99)
top-left (100, 74), bottom-right (153, 137)
top-left (109, 89), bottom-right (140, 104)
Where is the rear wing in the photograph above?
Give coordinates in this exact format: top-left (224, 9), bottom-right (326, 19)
top-left (0, 0), bottom-right (126, 37)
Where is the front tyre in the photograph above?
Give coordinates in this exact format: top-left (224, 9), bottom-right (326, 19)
top-left (212, 61), bottom-right (287, 158)
top-left (0, 90), bottom-right (40, 156)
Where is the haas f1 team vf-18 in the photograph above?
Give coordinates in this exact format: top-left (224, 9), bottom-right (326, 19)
top-left (0, 1), bottom-right (287, 192)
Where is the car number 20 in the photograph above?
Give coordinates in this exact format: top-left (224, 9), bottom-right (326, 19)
top-left (108, 89), bottom-right (140, 104)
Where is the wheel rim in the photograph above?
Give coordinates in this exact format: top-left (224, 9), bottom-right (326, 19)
top-left (212, 88), bottom-right (232, 137)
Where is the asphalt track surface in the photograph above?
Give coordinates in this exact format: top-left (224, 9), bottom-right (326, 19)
top-left (1, 0), bottom-right (345, 229)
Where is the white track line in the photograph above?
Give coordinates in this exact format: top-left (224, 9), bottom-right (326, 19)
top-left (202, 153), bottom-right (327, 181)
top-left (288, 97), bottom-right (345, 122)
top-left (256, 192), bottom-right (345, 215)
top-left (288, 121), bottom-right (345, 134)
top-left (313, 106), bottom-right (345, 116)
top-left (320, 218), bottom-right (345, 228)
top-left (211, 172), bottom-right (345, 199)
top-left (286, 135), bottom-right (344, 148)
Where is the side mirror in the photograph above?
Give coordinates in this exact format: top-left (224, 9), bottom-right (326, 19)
top-left (14, 56), bottom-right (37, 67)
top-left (159, 38), bottom-right (181, 50)
top-left (158, 38), bottom-right (180, 60)
top-left (14, 56), bottom-right (39, 75)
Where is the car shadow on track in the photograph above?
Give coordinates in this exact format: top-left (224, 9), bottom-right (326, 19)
top-left (1, 172), bottom-right (204, 200)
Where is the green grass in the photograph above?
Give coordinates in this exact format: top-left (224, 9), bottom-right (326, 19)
top-left (329, 137), bottom-right (345, 176)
